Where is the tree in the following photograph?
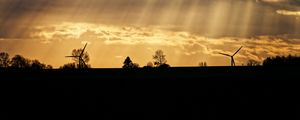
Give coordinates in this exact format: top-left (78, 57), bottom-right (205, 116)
top-left (0, 52), bottom-right (10, 68)
top-left (247, 60), bottom-right (261, 66)
top-left (153, 50), bottom-right (167, 67)
top-left (10, 55), bottom-right (31, 68)
top-left (123, 56), bottom-right (132, 68)
top-left (132, 63), bottom-right (140, 68)
top-left (60, 63), bottom-right (76, 69)
top-left (158, 63), bottom-right (170, 68)
top-left (263, 55), bottom-right (300, 66)
top-left (0, 53), bottom-right (52, 69)
top-left (199, 61), bottom-right (207, 67)
top-left (46, 65), bottom-right (53, 69)
top-left (71, 48), bottom-right (90, 68)
top-left (122, 56), bottom-right (139, 69)
top-left (30, 60), bottom-right (47, 69)
top-left (143, 62), bottom-right (154, 68)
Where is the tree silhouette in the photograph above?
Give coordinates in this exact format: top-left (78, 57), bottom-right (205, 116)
top-left (10, 55), bottom-right (31, 68)
top-left (8, 54), bottom-right (52, 69)
top-left (132, 63), bottom-right (139, 68)
top-left (153, 50), bottom-right (168, 67)
top-left (60, 63), bottom-right (76, 69)
top-left (0, 52), bottom-right (10, 68)
top-left (199, 61), bottom-right (207, 67)
top-left (263, 55), bottom-right (300, 66)
top-left (31, 60), bottom-right (47, 69)
top-left (123, 56), bottom-right (132, 68)
top-left (159, 63), bottom-right (170, 68)
top-left (247, 60), bottom-right (261, 66)
top-left (70, 48), bottom-right (90, 68)
top-left (122, 56), bottom-right (139, 69)
top-left (46, 65), bottom-right (53, 69)
top-left (0, 52), bottom-right (53, 69)
top-left (143, 62), bottom-right (154, 68)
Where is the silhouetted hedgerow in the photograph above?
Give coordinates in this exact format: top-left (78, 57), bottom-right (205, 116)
top-left (0, 52), bottom-right (52, 69)
top-left (263, 55), bottom-right (300, 66)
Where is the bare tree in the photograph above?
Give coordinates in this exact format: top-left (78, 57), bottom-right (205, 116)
top-left (0, 52), bottom-right (10, 68)
top-left (153, 50), bottom-right (167, 67)
top-left (247, 60), bottom-right (261, 66)
top-left (199, 61), bottom-right (207, 67)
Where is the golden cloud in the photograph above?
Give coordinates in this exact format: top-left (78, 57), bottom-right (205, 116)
top-left (276, 10), bottom-right (300, 16)
top-left (16, 22), bottom-right (300, 66)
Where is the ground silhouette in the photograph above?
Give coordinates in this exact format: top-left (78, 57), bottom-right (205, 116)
top-left (0, 52), bottom-right (299, 119)
top-left (0, 66), bottom-right (298, 119)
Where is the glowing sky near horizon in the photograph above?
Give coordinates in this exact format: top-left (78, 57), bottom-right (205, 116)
top-left (0, 0), bottom-right (299, 68)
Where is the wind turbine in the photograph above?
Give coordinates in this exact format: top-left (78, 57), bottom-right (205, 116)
top-left (66, 43), bottom-right (88, 69)
top-left (219, 46), bottom-right (243, 66)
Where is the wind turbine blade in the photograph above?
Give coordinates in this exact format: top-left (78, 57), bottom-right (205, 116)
top-left (80, 43), bottom-right (88, 57)
top-left (218, 52), bottom-right (231, 57)
top-left (65, 56), bottom-right (78, 58)
top-left (233, 46), bottom-right (243, 56)
top-left (82, 60), bottom-right (87, 68)
top-left (79, 57), bottom-right (87, 68)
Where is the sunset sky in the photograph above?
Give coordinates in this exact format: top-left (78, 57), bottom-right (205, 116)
top-left (0, 0), bottom-right (299, 68)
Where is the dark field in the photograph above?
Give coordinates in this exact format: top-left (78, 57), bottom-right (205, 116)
top-left (0, 67), bottom-right (299, 119)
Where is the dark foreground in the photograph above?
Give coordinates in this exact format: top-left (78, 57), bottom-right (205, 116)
top-left (0, 67), bottom-right (299, 119)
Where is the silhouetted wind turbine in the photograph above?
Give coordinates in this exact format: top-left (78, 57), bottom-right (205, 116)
top-left (66, 43), bottom-right (88, 69)
top-left (219, 46), bottom-right (243, 66)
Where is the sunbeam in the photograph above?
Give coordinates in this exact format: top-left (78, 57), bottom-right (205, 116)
top-left (0, 0), bottom-right (299, 68)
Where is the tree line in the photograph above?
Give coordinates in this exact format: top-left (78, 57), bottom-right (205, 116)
top-left (245, 55), bottom-right (300, 67)
top-left (0, 50), bottom-right (299, 69)
top-left (0, 52), bottom-right (52, 69)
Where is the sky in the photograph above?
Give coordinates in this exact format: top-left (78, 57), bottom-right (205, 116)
top-left (0, 0), bottom-right (299, 68)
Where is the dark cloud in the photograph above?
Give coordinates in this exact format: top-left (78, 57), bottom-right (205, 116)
top-left (0, 0), bottom-right (299, 38)
top-left (258, 0), bottom-right (300, 10)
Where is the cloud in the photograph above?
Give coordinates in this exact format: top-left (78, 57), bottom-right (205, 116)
top-left (1, 0), bottom-right (299, 67)
top-left (0, 0), bottom-right (299, 38)
top-left (81, 41), bottom-right (91, 45)
top-left (276, 9), bottom-right (300, 16)
top-left (258, 0), bottom-right (300, 5)
top-left (259, 0), bottom-right (289, 3)
top-left (26, 22), bottom-right (299, 65)
top-left (0, 21), bottom-right (299, 66)
top-left (115, 56), bottom-right (124, 59)
top-left (257, 0), bottom-right (300, 10)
